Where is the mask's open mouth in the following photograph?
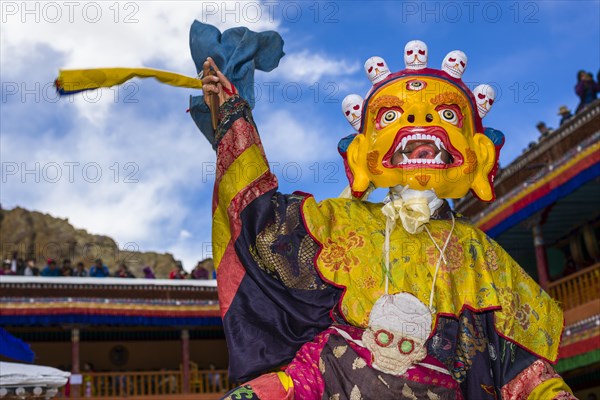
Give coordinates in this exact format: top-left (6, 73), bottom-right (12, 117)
top-left (382, 126), bottom-right (463, 169)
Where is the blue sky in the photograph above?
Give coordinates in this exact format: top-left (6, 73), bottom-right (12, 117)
top-left (1, 1), bottom-right (599, 270)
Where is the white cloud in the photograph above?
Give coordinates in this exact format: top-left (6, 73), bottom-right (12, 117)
top-left (1, 1), bottom-right (278, 261)
top-left (1, 102), bottom-right (214, 243)
top-left (257, 108), bottom-right (338, 164)
top-left (1, 1), bottom-right (280, 73)
top-left (1, 1), bottom-right (281, 125)
top-left (272, 50), bottom-right (360, 83)
top-left (0, 1), bottom-right (359, 269)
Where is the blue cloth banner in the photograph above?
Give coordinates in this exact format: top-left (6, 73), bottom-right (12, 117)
top-left (188, 20), bottom-right (285, 146)
top-left (0, 327), bottom-right (35, 363)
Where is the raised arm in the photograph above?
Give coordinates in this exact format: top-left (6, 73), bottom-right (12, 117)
top-left (201, 59), bottom-right (341, 382)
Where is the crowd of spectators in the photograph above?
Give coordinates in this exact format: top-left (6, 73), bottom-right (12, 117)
top-left (532, 69), bottom-right (599, 147)
top-left (1, 251), bottom-right (214, 280)
top-left (167, 259), bottom-right (215, 280)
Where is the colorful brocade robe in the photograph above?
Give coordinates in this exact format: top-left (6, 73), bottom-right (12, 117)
top-left (211, 96), bottom-right (575, 399)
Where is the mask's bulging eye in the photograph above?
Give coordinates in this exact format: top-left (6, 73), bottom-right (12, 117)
top-left (436, 104), bottom-right (464, 127)
top-left (441, 109), bottom-right (456, 121)
top-left (406, 80), bottom-right (427, 91)
top-left (377, 108), bottom-right (402, 128)
top-left (374, 329), bottom-right (394, 347)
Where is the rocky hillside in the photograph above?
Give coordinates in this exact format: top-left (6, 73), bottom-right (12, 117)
top-left (0, 207), bottom-right (180, 278)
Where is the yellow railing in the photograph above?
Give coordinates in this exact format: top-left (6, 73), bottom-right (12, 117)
top-left (548, 263), bottom-right (600, 310)
top-left (66, 369), bottom-right (234, 398)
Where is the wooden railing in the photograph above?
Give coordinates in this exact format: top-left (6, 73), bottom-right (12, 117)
top-left (63, 369), bottom-right (234, 398)
top-left (548, 263), bottom-right (600, 310)
top-left (189, 369), bottom-right (235, 394)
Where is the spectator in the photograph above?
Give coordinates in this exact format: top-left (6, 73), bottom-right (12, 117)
top-left (557, 105), bottom-right (573, 126)
top-left (21, 258), bottom-right (40, 276)
top-left (536, 121), bottom-right (553, 138)
top-left (10, 251), bottom-right (18, 274)
top-left (207, 364), bottom-right (221, 391)
top-left (159, 368), bottom-right (177, 393)
top-left (169, 261), bottom-right (187, 279)
top-left (142, 265), bottom-right (155, 279)
top-left (41, 259), bottom-right (61, 277)
top-left (191, 261), bottom-right (209, 280)
top-left (89, 259), bottom-right (110, 277)
top-left (82, 362), bottom-right (95, 397)
top-left (62, 259), bottom-right (73, 277)
top-left (114, 262), bottom-right (135, 278)
top-left (15, 258), bottom-right (26, 275)
top-left (73, 262), bottom-right (88, 277)
top-left (575, 70), bottom-right (598, 113)
top-left (1, 260), bottom-right (14, 275)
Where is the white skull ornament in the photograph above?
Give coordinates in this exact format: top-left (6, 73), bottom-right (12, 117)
top-left (364, 57), bottom-right (391, 85)
top-left (342, 94), bottom-right (364, 131)
top-left (441, 50), bottom-right (468, 79)
top-left (404, 40), bottom-right (428, 70)
top-left (473, 84), bottom-right (496, 118)
top-left (362, 293), bottom-right (432, 376)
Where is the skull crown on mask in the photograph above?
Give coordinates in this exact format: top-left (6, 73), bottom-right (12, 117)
top-left (339, 40), bottom-right (504, 203)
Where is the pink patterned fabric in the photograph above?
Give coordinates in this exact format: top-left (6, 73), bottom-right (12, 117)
top-left (285, 329), bottom-right (331, 399)
top-left (247, 372), bottom-right (292, 400)
top-left (501, 360), bottom-right (575, 400)
top-left (216, 117), bottom-right (267, 186)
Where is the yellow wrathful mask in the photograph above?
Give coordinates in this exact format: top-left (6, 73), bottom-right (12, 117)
top-left (339, 43), bottom-right (504, 201)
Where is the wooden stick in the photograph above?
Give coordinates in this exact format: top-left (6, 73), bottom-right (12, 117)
top-left (207, 70), bottom-right (220, 130)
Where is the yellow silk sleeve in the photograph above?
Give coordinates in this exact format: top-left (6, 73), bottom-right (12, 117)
top-left (528, 377), bottom-right (574, 400)
top-left (212, 144), bottom-right (269, 267)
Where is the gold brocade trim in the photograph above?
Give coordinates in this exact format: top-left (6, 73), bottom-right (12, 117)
top-left (249, 197), bottom-right (324, 290)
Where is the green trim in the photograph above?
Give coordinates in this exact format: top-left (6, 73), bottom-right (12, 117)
top-left (556, 349), bottom-right (600, 373)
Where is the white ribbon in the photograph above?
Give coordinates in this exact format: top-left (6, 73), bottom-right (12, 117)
top-left (381, 196), bottom-right (431, 235)
top-left (381, 195), bottom-right (432, 295)
top-left (380, 187), bottom-right (455, 301)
